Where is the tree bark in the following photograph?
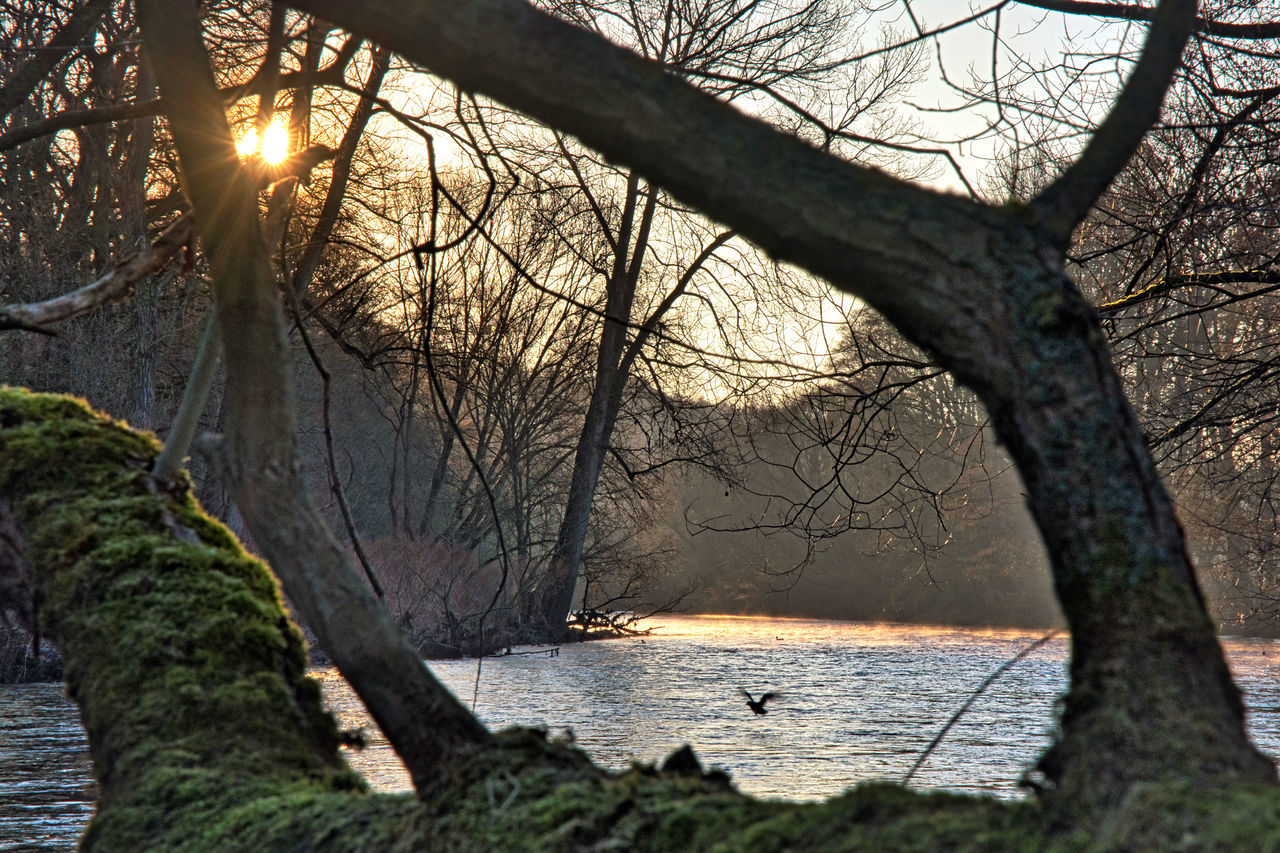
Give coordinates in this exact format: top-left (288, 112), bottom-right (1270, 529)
top-left (922, 224), bottom-right (1275, 809)
top-left (534, 175), bottom-right (652, 634)
top-left (135, 0), bottom-right (489, 794)
top-left (9, 386), bottom-right (1280, 848)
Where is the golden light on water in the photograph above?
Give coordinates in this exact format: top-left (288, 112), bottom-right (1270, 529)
top-left (236, 120), bottom-right (290, 165)
top-left (637, 612), bottom-right (1062, 648)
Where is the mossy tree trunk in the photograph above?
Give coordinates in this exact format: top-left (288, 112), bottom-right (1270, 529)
top-left (2, 384), bottom-right (1277, 852)
top-left (0, 390), bottom-right (373, 847)
top-left (0, 387), bottom-right (608, 850)
top-left (284, 0), bottom-right (1276, 814)
top-left (5, 0), bottom-right (1276, 845)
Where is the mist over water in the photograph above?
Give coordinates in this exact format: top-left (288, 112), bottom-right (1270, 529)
top-left (669, 468), bottom-right (1065, 631)
top-left (5, 615), bottom-right (1280, 848)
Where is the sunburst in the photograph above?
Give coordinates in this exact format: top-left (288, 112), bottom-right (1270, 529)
top-left (236, 119), bottom-right (290, 165)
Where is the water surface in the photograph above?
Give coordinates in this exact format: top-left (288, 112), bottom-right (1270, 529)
top-left (5, 615), bottom-right (1280, 849)
top-left (0, 683), bottom-right (95, 851)
top-left (322, 616), bottom-right (1073, 799)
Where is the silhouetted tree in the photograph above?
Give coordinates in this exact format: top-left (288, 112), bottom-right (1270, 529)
top-left (6, 0), bottom-right (1280, 847)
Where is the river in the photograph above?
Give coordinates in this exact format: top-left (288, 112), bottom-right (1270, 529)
top-left (4, 615), bottom-right (1280, 849)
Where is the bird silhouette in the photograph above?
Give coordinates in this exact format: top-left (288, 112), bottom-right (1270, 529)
top-left (739, 688), bottom-right (779, 715)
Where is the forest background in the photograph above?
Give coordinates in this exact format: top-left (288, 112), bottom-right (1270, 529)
top-left (4, 0), bottom-right (1280, 846)
top-left (2, 0), bottom-right (1277, 660)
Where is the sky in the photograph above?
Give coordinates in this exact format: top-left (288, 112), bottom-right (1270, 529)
top-left (878, 1), bottom-right (1137, 194)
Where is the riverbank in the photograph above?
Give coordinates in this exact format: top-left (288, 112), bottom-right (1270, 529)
top-left (0, 626), bottom-right (61, 684)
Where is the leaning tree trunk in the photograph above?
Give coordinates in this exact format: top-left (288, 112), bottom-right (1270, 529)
top-left (534, 319), bottom-right (628, 636)
top-left (3, 386), bottom-right (1277, 849)
top-left (534, 173), bottom-right (653, 637)
top-left (0, 391), bottom-right (376, 848)
top-left (7, 0), bottom-right (1280, 847)
top-left (0, 388), bottom-right (598, 850)
top-left (134, 0), bottom-right (489, 792)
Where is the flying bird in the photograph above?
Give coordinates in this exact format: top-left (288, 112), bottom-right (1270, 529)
top-left (739, 688), bottom-right (779, 715)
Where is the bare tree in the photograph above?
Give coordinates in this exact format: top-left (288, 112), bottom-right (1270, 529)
top-left (988, 4), bottom-right (1280, 630)
top-left (480, 0), bottom-right (930, 635)
top-left (288, 0), bottom-right (1279, 812)
top-left (6, 0), bottom-right (1280, 846)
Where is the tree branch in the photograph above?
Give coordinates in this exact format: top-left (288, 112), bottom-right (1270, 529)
top-left (0, 0), bottom-right (112, 119)
top-left (1029, 0), bottom-right (1199, 243)
top-left (0, 213), bottom-right (194, 333)
top-left (0, 100), bottom-right (163, 152)
top-left (283, 0), bottom-right (996, 370)
top-left (290, 46), bottom-right (391, 297)
top-left (1096, 269), bottom-right (1280, 315)
top-left (0, 136), bottom-right (336, 336)
top-left (1015, 0), bottom-right (1280, 40)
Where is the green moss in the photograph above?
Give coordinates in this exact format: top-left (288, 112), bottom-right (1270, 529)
top-left (413, 762), bottom-right (1047, 852)
top-left (0, 388), bottom-right (361, 849)
top-left (1092, 781), bottom-right (1280, 851)
top-left (4, 386), bottom-right (1280, 851)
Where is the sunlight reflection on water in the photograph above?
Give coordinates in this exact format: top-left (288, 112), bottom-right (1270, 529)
top-left (5, 615), bottom-right (1280, 848)
top-left (319, 616), bottom-right (1280, 801)
top-left (318, 616), bottom-right (1080, 801)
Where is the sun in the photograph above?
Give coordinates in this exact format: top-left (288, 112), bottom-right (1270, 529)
top-left (259, 121), bottom-right (289, 164)
top-left (236, 120), bottom-right (290, 165)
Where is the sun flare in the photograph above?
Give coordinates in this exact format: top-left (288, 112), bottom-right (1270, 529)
top-left (235, 127), bottom-right (259, 158)
top-left (236, 120), bottom-right (290, 165)
top-left (259, 121), bottom-right (289, 164)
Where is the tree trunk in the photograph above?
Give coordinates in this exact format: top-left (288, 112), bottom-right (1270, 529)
top-left (9, 386), bottom-right (1280, 849)
top-left (532, 175), bottom-right (651, 635)
top-left (535, 350), bottom-right (626, 633)
top-left (124, 64), bottom-right (159, 432)
top-left (948, 231), bottom-right (1276, 810)
top-left (286, 0), bottom-right (1275, 811)
top-left (136, 0), bottom-right (489, 793)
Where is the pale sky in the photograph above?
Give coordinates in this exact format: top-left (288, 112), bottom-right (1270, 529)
top-left (901, 1), bottom-right (1136, 194)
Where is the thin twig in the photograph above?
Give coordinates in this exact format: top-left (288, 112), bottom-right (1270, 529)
top-left (903, 630), bottom-right (1060, 784)
top-left (292, 302), bottom-right (385, 600)
top-left (152, 308), bottom-right (221, 481)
